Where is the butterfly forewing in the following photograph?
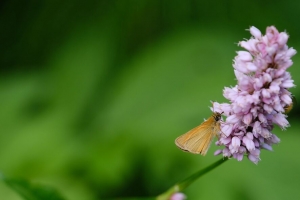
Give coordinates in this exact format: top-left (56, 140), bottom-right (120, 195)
top-left (175, 113), bottom-right (221, 156)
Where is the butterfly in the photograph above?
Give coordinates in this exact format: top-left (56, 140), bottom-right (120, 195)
top-left (175, 112), bottom-right (222, 156)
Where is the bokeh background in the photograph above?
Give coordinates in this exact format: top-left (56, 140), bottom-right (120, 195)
top-left (1, 0), bottom-right (300, 199)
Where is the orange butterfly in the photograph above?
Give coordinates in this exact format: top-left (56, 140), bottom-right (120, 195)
top-left (175, 112), bottom-right (222, 156)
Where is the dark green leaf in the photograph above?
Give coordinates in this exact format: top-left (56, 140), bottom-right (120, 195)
top-left (1, 174), bottom-right (65, 200)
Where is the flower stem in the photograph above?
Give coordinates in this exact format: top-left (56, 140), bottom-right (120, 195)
top-left (156, 157), bottom-right (228, 200)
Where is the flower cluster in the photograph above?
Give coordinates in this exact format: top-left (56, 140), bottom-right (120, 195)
top-left (213, 26), bottom-right (296, 164)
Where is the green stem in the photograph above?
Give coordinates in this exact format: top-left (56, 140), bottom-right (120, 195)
top-left (156, 157), bottom-right (228, 200)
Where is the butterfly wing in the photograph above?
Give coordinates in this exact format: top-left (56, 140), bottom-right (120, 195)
top-left (175, 117), bottom-right (219, 155)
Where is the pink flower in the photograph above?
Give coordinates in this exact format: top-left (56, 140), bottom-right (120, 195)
top-left (214, 26), bottom-right (296, 164)
top-left (170, 193), bottom-right (187, 200)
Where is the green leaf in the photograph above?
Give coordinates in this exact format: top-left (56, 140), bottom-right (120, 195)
top-left (1, 174), bottom-right (65, 200)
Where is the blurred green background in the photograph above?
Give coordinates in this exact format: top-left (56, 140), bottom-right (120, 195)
top-left (1, 0), bottom-right (300, 199)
